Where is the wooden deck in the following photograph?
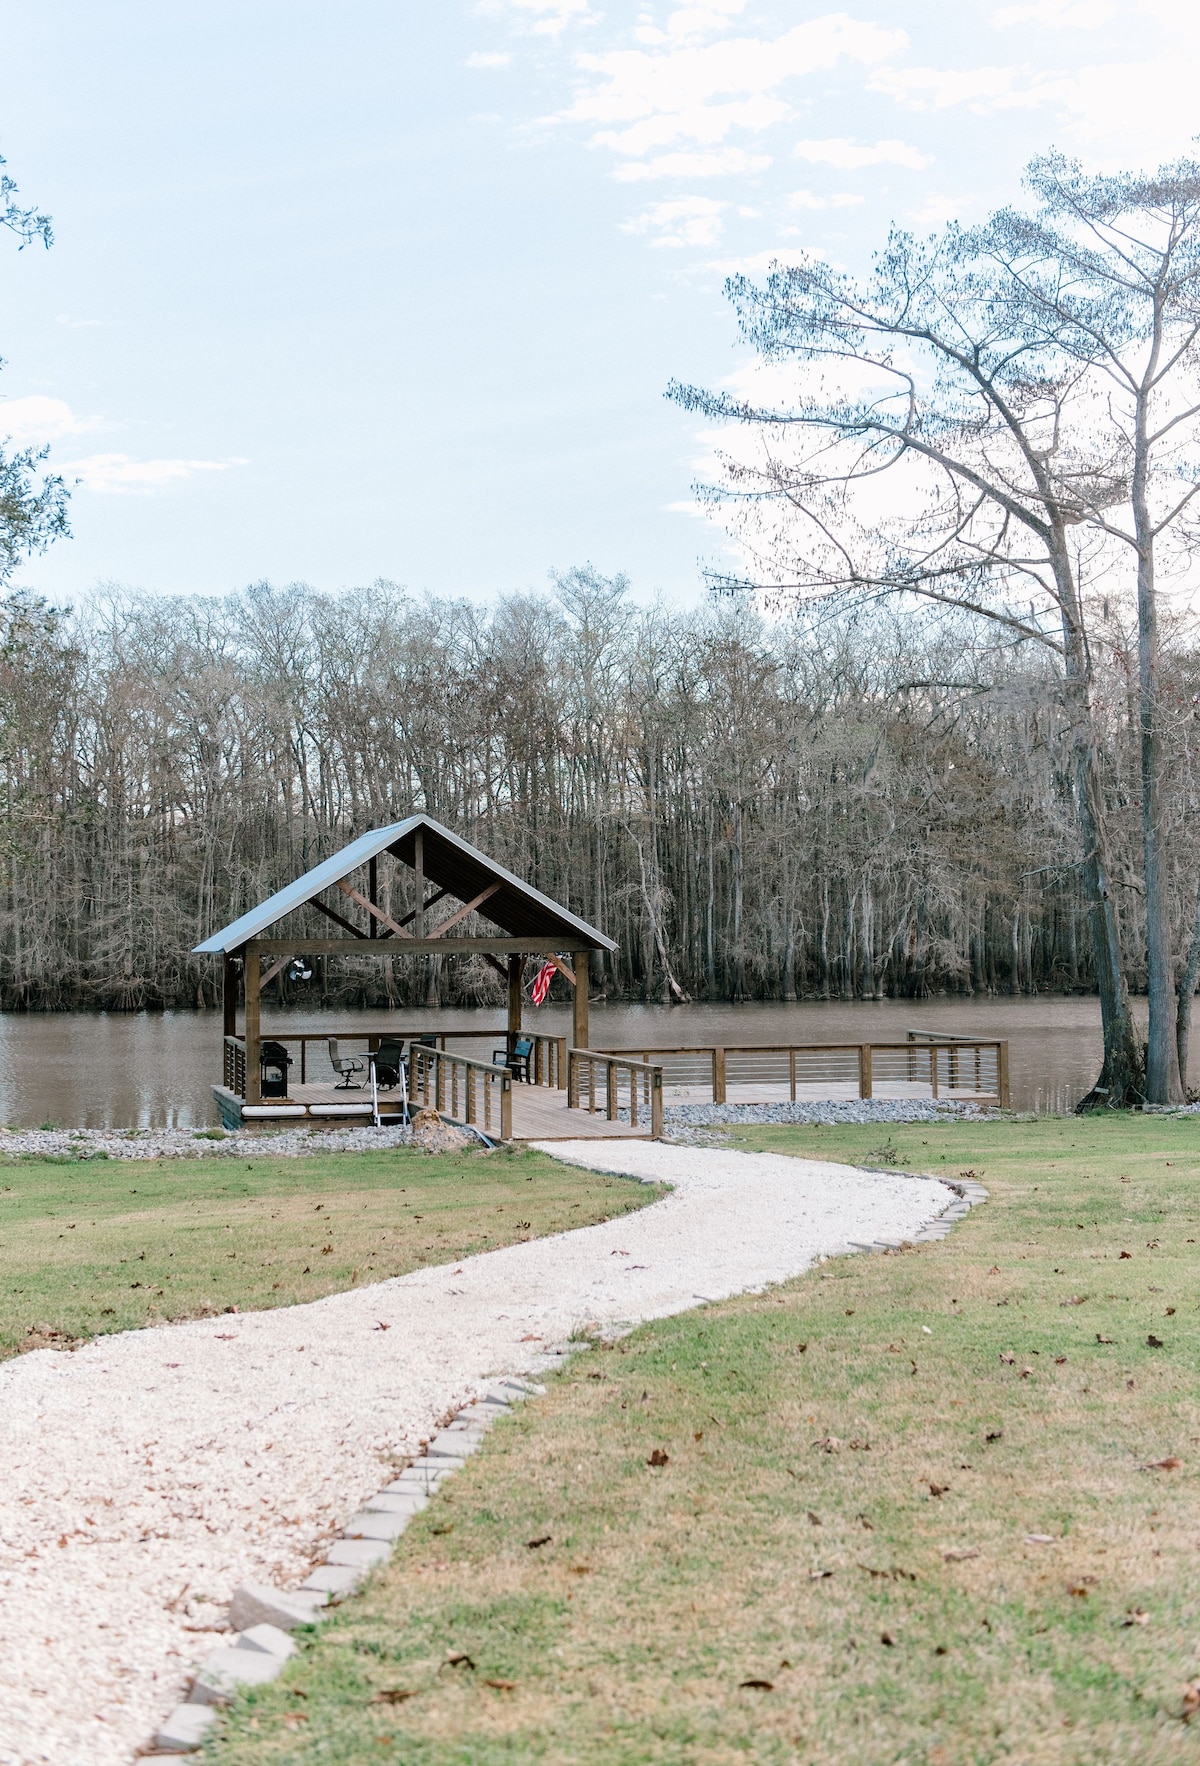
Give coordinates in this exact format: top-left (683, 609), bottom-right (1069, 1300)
top-left (212, 1080), bottom-right (650, 1141)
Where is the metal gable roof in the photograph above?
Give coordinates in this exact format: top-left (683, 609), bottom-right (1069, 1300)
top-left (192, 813), bottom-right (616, 954)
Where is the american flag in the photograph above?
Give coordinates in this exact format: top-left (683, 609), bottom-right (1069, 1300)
top-left (530, 959), bottom-right (557, 1006)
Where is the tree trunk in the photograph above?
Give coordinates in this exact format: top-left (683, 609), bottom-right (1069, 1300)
top-left (1174, 878), bottom-right (1200, 1095)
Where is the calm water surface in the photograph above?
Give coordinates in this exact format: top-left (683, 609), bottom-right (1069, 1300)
top-left (0, 996), bottom-right (1175, 1127)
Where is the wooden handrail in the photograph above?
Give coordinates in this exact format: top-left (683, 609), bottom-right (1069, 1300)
top-left (567, 1047), bottom-right (664, 1138)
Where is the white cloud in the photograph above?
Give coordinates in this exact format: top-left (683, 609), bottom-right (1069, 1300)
top-left (566, 13), bottom-right (907, 176)
top-left (787, 188), bottom-right (864, 210)
top-left (55, 314), bottom-right (103, 330)
top-left (494, 0), bottom-right (593, 35)
top-left (623, 194), bottom-right (728, 246)
top-left (993, 0), bottom-right (1114, 25)
top-left (869, 64), bottom-right (1038, 111)
top-left (466, 51), bottom-right (513, 67)
top-left (908, 192), bottom-right (968, 228)
top-left (64, 454), bottom-right (247, 494)
top-left (635, 2), bottom-right (753, 48)
top-left (614, 147), bottom-right (772, 181)
top-left (0, 395), bottom-right (101, 444)
top-left (794, 136), bottom-right (932, 169)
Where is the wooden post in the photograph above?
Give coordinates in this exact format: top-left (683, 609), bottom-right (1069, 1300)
top-left (557, 1035), bottom-right (568, 1090)
top-left (507, 954), bottom-right (524, 1053)
top-left (368, 855), bottom-right (377, 939)
top-left (858, 1044), bottom-right (873, 1100)
top-left (651, 1068), bottom-right (663, 1139)
top-left (414, 830), bottom-right (424, 937)
top-left (223, 952), bottom-right (238, 1037)
top-left (606, 1060), bottom-right (618, 1121)
top-left (997, 1040), bottom-right (1010, 1109)
top-left (712, 1047), bottom-right (726, 1104)
top-left (789, 1047), bottom-right (796, 1101)
top-left (500, 1072), bottom-right (512, 1141)
top-left (244, 943), bottom-right (261, 1104)
top-left (573, 949), bottom-right (590, 1051)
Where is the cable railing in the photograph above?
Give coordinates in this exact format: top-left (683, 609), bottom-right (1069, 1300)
top-left (594, 1040), bottom-right (1009, 1108)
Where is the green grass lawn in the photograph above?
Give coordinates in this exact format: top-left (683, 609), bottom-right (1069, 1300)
top-left (0, 1142), bottom-right (660, 1359)
top-left (206, 1115), bottom-right (1200, 1765)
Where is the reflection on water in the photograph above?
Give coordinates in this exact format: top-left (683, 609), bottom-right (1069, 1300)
top-left (0, 995), bottom-right (1172, 1128)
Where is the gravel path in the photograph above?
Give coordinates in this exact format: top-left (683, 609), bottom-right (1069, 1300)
top-left (0, 1140), bottom-right (955, 1766)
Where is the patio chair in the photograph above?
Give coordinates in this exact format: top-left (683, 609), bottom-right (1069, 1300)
top-left (492, 1035), bottom-right (533, 1083)
top-left (327, 1038), bottom-right (364, 1089)
top-left (372, 1038), bottom-right (406, 1089)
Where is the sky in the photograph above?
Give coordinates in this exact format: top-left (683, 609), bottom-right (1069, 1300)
top-left (0, 0), bottom-right (1198, 608)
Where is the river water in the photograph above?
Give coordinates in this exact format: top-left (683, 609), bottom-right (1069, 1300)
top-left (0, 995), bottom-right (1177, 1128)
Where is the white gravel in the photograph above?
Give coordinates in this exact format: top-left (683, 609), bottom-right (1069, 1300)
top-left (0, 1140), bottom-right (954, 1766)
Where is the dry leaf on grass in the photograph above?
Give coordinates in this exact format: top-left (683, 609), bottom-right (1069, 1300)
top-left (1147, 1334), bottom-right (1165, 1348)
top-left (282, 1713), bottom-right (309, 1729)
top-left (942, 1547), bottom-right (980, 1562)
top-left (809, 1568), bottom-right (834, 1580)
top-left (807, 1511), bottom-right (821, 1526)
top-left (484, 1678), bottom-right (517, 1691)
top-left (1060, 1295), bottom-right (1089, 1307)
top-left (985, 1430), bottom-right (1003, 1443)
top-left (999, 1351), bottom-right (1015, 1365)
top-left (927, 1481), bottom-right (950, 1497)
top-left (371, 1690), bottom-right (417, 1705)
top-left (1121, 1609), bottom-right (1150, 1627)
top-left (444, 1652), bottom-right (475, 1670)
top-left (881, 1631), bottom-right (896, 1646)
top-left (525, 1535), bottom-right (552, 1549)
top-left (647, 1448), bottom-right (670, 1467)
top-left (1025, 1533), bottom-right (1055, 1544)
top-left (1183, 1681), bottom-right (1200, 1722)
top-left (813, 1435), bottom-right (842, 1453)
top-left (1142, 1456), bottom-right (1182, 1471)
top-left (739, 1678), bottom-right (774, 1690)
top-left (1097, 1333), bottom-right (1115, 1344)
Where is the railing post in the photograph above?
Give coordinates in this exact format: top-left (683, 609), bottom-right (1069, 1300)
top-left (997, 1040), bottom-right (1010, 1109)
top-left (858, 1044), bottom-right (873, 1100)
top-left (557, 1036), bottom-right (568, 1090)
top-left (567, 1049), bottom-right (576, 1109)
top-left (606, 1061), bottom-right (618, 1121)
top-left (931, 1047), bottom-right (940, 1099)
top-left (790, 1047), bottom-right (796, 1101)
top-left (501, 1072), bottom-right (512, 1141)
top-left (629, 1063), bottom-right (638, 1128)
top-left (712, 1047), bottom-right (726, 1104)
top-left (651, 1068), bottom-right (663, 1138)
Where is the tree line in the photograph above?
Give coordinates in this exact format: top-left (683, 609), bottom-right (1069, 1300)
top-left (0, 570), bottom-right (1192, 1027)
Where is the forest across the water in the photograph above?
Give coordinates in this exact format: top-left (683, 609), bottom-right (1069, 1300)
top-left (0, 567), bottom-right (1189, 1013)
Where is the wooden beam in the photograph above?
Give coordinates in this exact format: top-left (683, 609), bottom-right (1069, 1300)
top-left (551, 955), bottom-right (577, 986)
top-left (428, 883), bottom-right (499, 938)
top-left (260, 952), bottom-right (292, 991)
top-left (572, 949), bottom-right (590, 1051)
top-left (337, 880), bottom-right (412, 939)
top-left (244, 941), bottom-right (261, 1104)
top-left (368, 855), bottom-right (377, 939)
top-left (414, 829), bottom-right (425, 939)
top-left (248, 935), bottom-right (606, 956)
top-left (223, 952), bottom-right (238, 1037)
top-left (312, 895), bottom-right (368, 939)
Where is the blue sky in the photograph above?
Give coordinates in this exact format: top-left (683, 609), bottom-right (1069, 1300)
top-left (0, 0), bottom-right (1197, 606)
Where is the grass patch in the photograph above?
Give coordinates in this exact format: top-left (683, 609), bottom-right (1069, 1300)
top-left (209, 1116), bottom-right (1200, 1764)
top-left (0, 1143), bottom-right (660, 1359)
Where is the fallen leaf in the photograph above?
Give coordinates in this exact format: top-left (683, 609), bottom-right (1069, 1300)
top-left (809, 1568), bottom-right (834, 1580)
top-left (371, 1690), bottom-right (417, 1704)
top-left (1096, 1334), bottom-right (1115, 1344)
top-left (927, 1482), bottom-right (950, 1498)
top-left (796, 1342), bottom-right (808, 1353)
top-left (999, 1351), bottom-right (1016, 1365)
top-left (484, 1678), bottom-right (517, 1691)
top-left (1025, 1533), bottom-right (1055, 1545)
top-left (1019, 1367), bottom-right (1033, 1379)
top-left (739, 1678), bottom-right (774, 1690)
top-left (1119, 1251), bottom-right (1132, 1260)
top-left (569, 1564), bottom-right (592, 1575)
top-left (525, 1535), bottom-right (552, 1550)
top-left (857, 1514), bottom-right (875, 1530)
top-left (880, 1632), bottom-right (896, 1647)
top-left (807, 1511), bottom-right (821, 1526)
top-left (282, 1712), bottom-right (309, 1729)
top-left (647, 1448), bottom-right (670, 1467)
top-left (1060, 1295), bottom-right (1088, 1307)
top-left (444, 1652), bottom-right (475, 1669)
top-left (942, 1547), bottom-right (980, 1562)
top-left (1121, 1609), bottom-right (1150, 1627)
top-left (1054, 1356), bottom-right (1068, 1365)
top-left (1147, 1334), bottom-right (1164, 1348)
top-left (1143, 1456), bottom-right (1182, 1471)
top-left (1185, 1681), bottom-right (1200, 1722)
top-left (813, 1435), bottom-right (842, 1453)
top-left (1066, 1582), bottom-right (1090, 1599)
top-left (985, 1430), bottom-right (1004, 1443)
top-left (1166, 1306), bottom-right (1176, 1316)
top-left (373, 1322), bottom-right (390, 1332)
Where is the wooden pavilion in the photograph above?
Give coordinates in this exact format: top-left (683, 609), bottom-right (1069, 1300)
top-left (194, 814), bottom-right (663, 1140)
